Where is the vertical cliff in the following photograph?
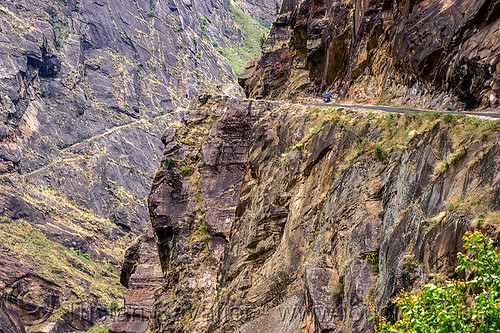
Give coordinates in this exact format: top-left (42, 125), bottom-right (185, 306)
top-left (147, 96), bottom-right (278, 332)
top-left (240, 0), bottom-right (500, 110)
top-left (148, 97), bottom-right (499, 332)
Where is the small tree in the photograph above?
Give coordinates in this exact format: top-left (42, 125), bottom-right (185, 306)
top-left (375, 231), bottom-right (500, 333)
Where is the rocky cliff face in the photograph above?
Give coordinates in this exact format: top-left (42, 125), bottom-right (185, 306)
top-left (0, 0), bottom-right (270, 331)
top-left (148, 96), bottom-right (499, 332)
top-left (237, 0), bottom-right (281, 23)
top-left (147, 96), bottom-right (278, 332)
top-left (240, 0), bottom-right (500, 110)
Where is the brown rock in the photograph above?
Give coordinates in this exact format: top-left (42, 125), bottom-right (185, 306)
top-left (242, 0), bottom-right (500, 110)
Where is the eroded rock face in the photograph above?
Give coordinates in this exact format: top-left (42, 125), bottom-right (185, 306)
top-left (240, 0), bottom-right (500, 110)
top-left (148, 97), bottom-right (499, 332)
top-left (148, 96), bottom-right (278, 332)
top-left (110, 224), bottom-right (163, 333)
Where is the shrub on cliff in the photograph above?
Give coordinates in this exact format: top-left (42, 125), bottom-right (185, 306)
top-left (375, 231), bottom-right (500, 333)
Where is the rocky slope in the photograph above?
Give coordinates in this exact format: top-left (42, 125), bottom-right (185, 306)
top-left (0, 0), bottom-right (272, 331)
top-left (236, 0), bottom-right (280, 23)
top-left (147, 96), bottom-right (499, 332)
top-left (240, 0), bottom-right (500, 110)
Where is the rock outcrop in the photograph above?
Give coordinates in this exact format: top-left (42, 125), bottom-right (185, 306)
top-left (147, 96), bottom-right (278, 332)
top-left (240, 0), bottom-right (500, 110)
top-left (110, 223), bottom-right (163, 333)
top-left (148, 97), bottom-right (499, 332)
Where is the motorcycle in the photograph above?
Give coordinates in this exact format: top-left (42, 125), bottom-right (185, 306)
top-left (323, 96), bottom-right (331, 103)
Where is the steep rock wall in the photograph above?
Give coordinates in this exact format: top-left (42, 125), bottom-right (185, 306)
top-left (148, 96), bottom-right (278, 332)
top-left (240, 0), bottom-right (500, 110)
top-left (148, 97), bottom-right (499, 332)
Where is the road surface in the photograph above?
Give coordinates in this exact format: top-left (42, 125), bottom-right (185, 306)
top-left (305, 103), bottom-right (500, 119)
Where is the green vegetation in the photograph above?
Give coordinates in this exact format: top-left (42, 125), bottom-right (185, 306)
top-left (163, 158), bottom-right (176, 168)
top-left (259, 34), bottom-right (266, 48)
top-left (374, 231), bottom-right (500, 333)
top-left (180, 166), bottom-right (192, 176)
top-left (363, 251), bottom-right (378, 265)
top-left (374, 146), bottom-right (384, 161)
top-left (75, 249), bottom-right (91, 260)
top-left (284, 144), bottom-right (304, 154)
top-left (0, 219), bottom-right (124, 309)
top-left (88, 328), bottom-right (109, 333)
top-left (221, 0), bottom-right (270, 73)
top-left (108, 300), bottom-right (120, 313)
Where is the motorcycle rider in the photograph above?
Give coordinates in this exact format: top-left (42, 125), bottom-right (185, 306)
top-left (323, 91), bottom-right (331, 103)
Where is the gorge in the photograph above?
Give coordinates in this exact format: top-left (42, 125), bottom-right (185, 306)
top-left (0, 0), bottom-right (499, 332)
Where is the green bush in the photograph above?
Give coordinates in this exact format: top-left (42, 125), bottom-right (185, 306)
top-left (285, 144), bottom-right (304, 154)
top-left (374, 146), bottom-right (384, 161)
top-left (259, 34), bottom-right (266, 48)
top-left (180, 166), bottom-right (191, 176)
top-left (75, 249), bottom-right (90, 260)
top-left (108, 300), bottom-right (120, 313)
top-left (163, 158), bottom-right (176, 168)
top-left (374, 231), bottom-right (500, 333)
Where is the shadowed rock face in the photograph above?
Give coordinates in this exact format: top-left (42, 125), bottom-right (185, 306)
top-left (110, 223), bottom-right (163, 333)
top-left (240, 0), bottom-right (500, 110)
top-left (148, 97), bottom-right (499, 332)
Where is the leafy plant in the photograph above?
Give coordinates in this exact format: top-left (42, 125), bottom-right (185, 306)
top-left (75, 249), bottom-right (90, 260)
top-left (259, 34), bottom-right (266, 48)
top-left (125, 164), bottom-right (138, 172)
top-left (374, 231), bottom-right (500, 333)
top-left (365, 251), bottom-right (378, 265)
top-left (284, 144), bottom-right (304, 154)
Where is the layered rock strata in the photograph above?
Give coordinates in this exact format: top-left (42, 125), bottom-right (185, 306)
top-left (240, 0), bottom-right (500, 110)
top-left (148, 97), bottom-right (499, 332)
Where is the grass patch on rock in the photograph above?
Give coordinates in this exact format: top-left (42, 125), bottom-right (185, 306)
top-left (222, 0), bottom-right (270, 74)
